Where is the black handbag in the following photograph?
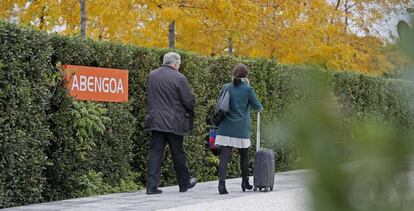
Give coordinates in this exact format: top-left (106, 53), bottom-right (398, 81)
top-left (211, 110), bottom-right (225, 126)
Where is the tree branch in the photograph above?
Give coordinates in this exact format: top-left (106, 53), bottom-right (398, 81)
top-left (335, 0), bottom-right (341, 10)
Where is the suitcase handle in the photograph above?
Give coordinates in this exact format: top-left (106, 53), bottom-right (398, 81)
top-left (256, 112), bottom-right (260, 152)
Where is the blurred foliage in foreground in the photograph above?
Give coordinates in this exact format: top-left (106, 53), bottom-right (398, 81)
top-left (270, 63), bottom-right (414, 210)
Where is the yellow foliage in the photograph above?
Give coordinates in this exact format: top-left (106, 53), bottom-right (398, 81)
top-left (0, 0), bottom-right (410, 75)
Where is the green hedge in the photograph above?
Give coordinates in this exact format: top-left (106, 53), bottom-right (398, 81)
top-left (0, 22), bottom-right (53, 207)
top-left (331, 72), bottom-right (414, 128)
top-left (44, 36), bottom-right (137, 201)
top-left (1, 22), bottom-right (414, 208)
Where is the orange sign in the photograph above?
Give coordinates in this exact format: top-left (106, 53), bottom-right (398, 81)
top-left (63, 65), bottom-right (128, 102)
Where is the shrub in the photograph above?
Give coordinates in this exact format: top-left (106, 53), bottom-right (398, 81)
top-left (1, 21), bottom-right (414, 208)
top-left (0, 21), bottom-right (53, 207)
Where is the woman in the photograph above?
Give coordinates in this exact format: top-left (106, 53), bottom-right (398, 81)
top-left (215, 64), bottom-right (263, 194)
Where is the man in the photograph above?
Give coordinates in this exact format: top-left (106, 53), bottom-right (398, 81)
top-left (145, 52), bottom-right (197, 194)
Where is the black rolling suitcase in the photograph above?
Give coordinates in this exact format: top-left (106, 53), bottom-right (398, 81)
top-left (253, 112), bottom-right (275, 192)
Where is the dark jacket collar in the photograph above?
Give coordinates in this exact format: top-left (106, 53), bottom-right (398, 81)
top-left (161, 64), bottom-right (178, 71)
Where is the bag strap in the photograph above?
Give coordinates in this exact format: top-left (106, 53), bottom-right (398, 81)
top-left (223, 83), bottom-right (230, 93)
top-left (256, 112), bottom-right (260, 152)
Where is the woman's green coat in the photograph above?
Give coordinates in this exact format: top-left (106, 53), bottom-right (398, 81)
top-left (217, 81), bottom-right (262, 139)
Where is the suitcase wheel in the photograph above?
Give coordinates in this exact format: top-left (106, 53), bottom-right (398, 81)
top-left (264, 187), bottom-right (268, 192)
top-left (270, 186), bottom-right (273, 191)
top-left (253, 187), bottom-right (257, 191)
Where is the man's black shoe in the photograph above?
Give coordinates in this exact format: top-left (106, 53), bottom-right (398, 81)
top-left (179, 177), bottom-right (198, 192)
top-left (146, 188), bottom-right (162, 195)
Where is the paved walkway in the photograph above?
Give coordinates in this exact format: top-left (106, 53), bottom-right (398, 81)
top-left (5, 170), bottom-right (310, 211)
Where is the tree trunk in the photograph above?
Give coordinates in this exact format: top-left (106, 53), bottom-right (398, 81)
top-left (344, 0), bottom-right (349, 33)
top-left (38, 6), bottom-right (47, 30)
top-left (169, 21), bottom-right (175, 49)
top-left (80, 0), bottom-right (86, 38)
top-left (227, 37), bottom-right (233, 55)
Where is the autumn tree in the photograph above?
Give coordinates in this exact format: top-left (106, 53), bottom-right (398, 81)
top-left (0, 0), bottom-right (412, 74)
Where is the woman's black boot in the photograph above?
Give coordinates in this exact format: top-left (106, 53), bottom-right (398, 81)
top-left (241, 178), bottom-right (253, 192)
top-left (218, 181), bottom-right (228, 194)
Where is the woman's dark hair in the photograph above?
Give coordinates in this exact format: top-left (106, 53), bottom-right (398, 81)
top-left (232, 64), bottom-right (248, 86)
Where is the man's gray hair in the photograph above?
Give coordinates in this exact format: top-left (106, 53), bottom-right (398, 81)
top-left (163, 52), bottom-right (181, 65)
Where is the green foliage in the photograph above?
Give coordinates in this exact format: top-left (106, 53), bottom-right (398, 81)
top-left (44, 78), bottom-right (78, 201)
top-left (75, 170), bottom-right (141, 197)
top-left (115, 171), bottom-right (142, 193)
top-left (76, 170), bottom-right (111, 197)
top-left (72, 101), bottom-right (111, 160)
top-left (0, 21), bottom-right (53, 207)
top-left (275, 71), bottom-right (414, 211)
top-left (92, 102), bottom-right (136, 186)
top-left (331, 72), bottom-right (414, 128)
top-left (44, 34), bottom-right (137, 202)
top-left (1, 21), bottom-right (414, 208)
